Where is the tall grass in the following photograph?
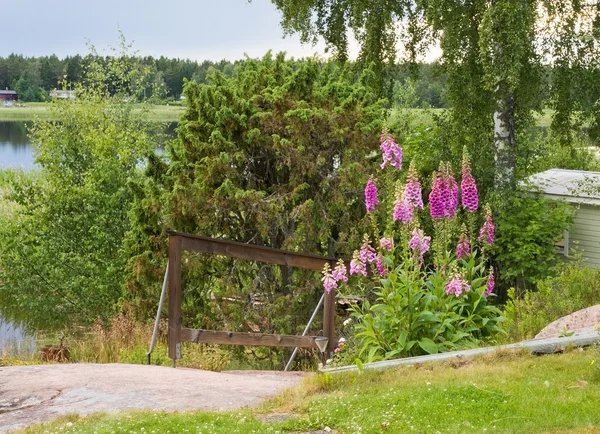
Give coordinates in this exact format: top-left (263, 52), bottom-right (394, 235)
top-left (0, 103), bottom-right (184, 122)
top-left (0, 313), bottom-right (232, 371)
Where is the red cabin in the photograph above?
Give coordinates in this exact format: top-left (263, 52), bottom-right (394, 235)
top-left (0, 90), bottom-right (18, 101)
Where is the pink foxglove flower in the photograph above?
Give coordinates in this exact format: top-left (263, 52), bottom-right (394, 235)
top-left (405, 161), bottom-right (423, 209)
top-left (380, 134), bottom-right (403, 169)
top-left (365, 177), bottom-right (379, 213)
top-left (379, 237), bottom-right (394, 251)
top-left (445, 274), bottom-right (471, 297)
top-left (393, 186), bottom-right (413, 224)
top-left (332, 259), bottom-right (348, 283)
top-left (359, 237), bottom-right (377, 263)
top-left (375, 255), bottom-right (385, 277)
top-left (485, 267), bottom-right (495, 297)
top-left (430, 163), bottom-right (458, 220)
top-left (408, 228), bottom-right (431, 263)
top-left (478, 205), bottom-right (495, 245)
top-left (349, 250), bottom-right (367, 276)
top-left (321, 263), bottom-right (337, 293)
top-left (461, 149), bottom-right (478, 212)
top-left (456, 225), bottom-right (470, 260)
top-left (429, 171), bottom-right (445, 220)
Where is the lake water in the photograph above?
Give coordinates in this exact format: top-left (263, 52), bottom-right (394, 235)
top-left (0, 121), bottom-right (177, 169)
top-left (0, 317), bottom-right (36, 356)
top-left (0, 120), bottom-right (177, 352)
top-left (0, 121), bottom-right (34, 169)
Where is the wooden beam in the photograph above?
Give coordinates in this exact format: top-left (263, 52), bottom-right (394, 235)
top-left (167, 230), bottom-right (336, 271)
top-left (168, 235), bottom-right (183, 360)
top-left (181, 328), bottom-right (319, 349)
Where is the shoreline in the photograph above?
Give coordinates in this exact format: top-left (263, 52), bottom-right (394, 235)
top-left (0, 103), bottom-right (185, 122)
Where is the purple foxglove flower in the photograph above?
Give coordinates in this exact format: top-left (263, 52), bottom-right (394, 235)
top-left (429, 171), bottom-right (445, 220)
top-left (332, 260), bottom-right (348, 282)
top-left (485, 267), bottom-right (495, 297)
top-left (478, 206), bottom-right (495, 245)
top-left (393, 189), bottom-right (413, 224)
top-left (408, 228), bottom-right (431, 263)
top-left (405, 161), bottom-right (423, 209)
top-left (461, 150), bottom-right (478, 213)
top-left (379, 237), bottom-right (394, 251)
top-left (359, 241), bottom-right (377, 263)
top-left (380, 134), bottom-right (403, 169)
top-left (456, 226), bottom-right (470, 259)
top-left (321, 263), bottom-right (338, 293)
top-left (375, 255), bottom-right (385, 277)
top-left (349, 250), bottom-right (367, 276)
top-left (431, 163), bottom-right (459, 220)
top-left (365, 177), bottom-right (379, 213)
top-left (445, 274), bottom-right (471, 297)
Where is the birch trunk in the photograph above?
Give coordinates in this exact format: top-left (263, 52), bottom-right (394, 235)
top-left (493, 92), bottom-right (516, 190)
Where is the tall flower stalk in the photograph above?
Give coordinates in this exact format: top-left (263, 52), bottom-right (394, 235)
top-left (380, 133), bottom-right (403, 169)
top-left (320, 133), bottom-right (503, 362)
top-left (479, 205), bottom-right (495, 246)
top-left (456, 225), bottom-right (470, 259)
top-left (429, 162), bottom-right (458, 220)
top-left (365, 177), bottom-right (379, 213)
top-left (461, 148), bottom-right (478, 213)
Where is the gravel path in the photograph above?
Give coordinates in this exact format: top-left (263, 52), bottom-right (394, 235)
top-left (0, 363), bottom-right (307, 433)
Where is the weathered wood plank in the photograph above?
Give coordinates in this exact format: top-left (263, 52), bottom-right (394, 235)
top-left (181, 328), bottom-right (319, 348)
top-left (168, 235), bottom-right (183, 360)
top-left (168, 230), bottom-right (336, 271)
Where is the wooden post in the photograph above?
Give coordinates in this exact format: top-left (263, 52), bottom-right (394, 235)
top-left (323, 287), bottom-right (336, 361)
top-left (323, 239), bottom-right (336, 363)
top-left (168, 235), bottom-right (183, 364)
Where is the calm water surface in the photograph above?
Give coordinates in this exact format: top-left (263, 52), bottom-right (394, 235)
top-left (0, 121), bottom-right (34, 169)
top-left (0, 121), bottom-right (176, 169)
top-left (0, 317), bottom-right (34, 355)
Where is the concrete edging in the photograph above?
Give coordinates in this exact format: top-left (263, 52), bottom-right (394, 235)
top-left (320, 327), bottom-right (600, 374)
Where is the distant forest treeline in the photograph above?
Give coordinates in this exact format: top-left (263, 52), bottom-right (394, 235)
top-left (0, 54), bottom-right (448, 107)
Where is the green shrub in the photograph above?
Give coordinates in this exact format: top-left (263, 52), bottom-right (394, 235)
top-left (503, 261), bottom-right (600, 342)
top-left (178, 343), bottom-right (231, 372)
top-left (492, 193), bottom-right (574, 292)
top-left (119, 344), bottom-right (171, 367)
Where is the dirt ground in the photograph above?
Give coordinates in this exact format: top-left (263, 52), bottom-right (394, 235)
top-left (0, 363), bottom-right (307, 433)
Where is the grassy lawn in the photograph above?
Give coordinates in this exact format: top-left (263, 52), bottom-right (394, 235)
top-left (0, 102), bottom-right (184, 122)
top-left (17, 348), bottom-right (600, 434)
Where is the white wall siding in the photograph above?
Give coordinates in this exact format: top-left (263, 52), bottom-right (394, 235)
top-left (569, 204), bottom-right (600, 268)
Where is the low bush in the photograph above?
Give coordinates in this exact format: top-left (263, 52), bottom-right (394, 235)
top-left (503, 260), bottom-right (600, 342)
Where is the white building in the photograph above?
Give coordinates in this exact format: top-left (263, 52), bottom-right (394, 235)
top-left (525, 169), bottom-right (600, 267)
top-left (49, 90), bottom-right (76, 100)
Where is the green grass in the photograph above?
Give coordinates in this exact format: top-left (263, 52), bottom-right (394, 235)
top-left (535, 109), bottom-right (554, 128)
top-left (17, 348), bottom-right (600, 434)
top-left (388, 107), bottom-right (555, 129)
top-left (2, 104), bottom-right (555, 126)
top-left (0, 102), bottom-right (184, 122)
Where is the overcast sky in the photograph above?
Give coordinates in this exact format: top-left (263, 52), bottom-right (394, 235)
top-left (1, 0), bottom-right (338, 61)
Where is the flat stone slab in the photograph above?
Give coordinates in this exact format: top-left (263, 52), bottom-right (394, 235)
top-left (535, 304), bottom-right (600, 339)
top-left (0, 363), bottom-right (306, 433)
